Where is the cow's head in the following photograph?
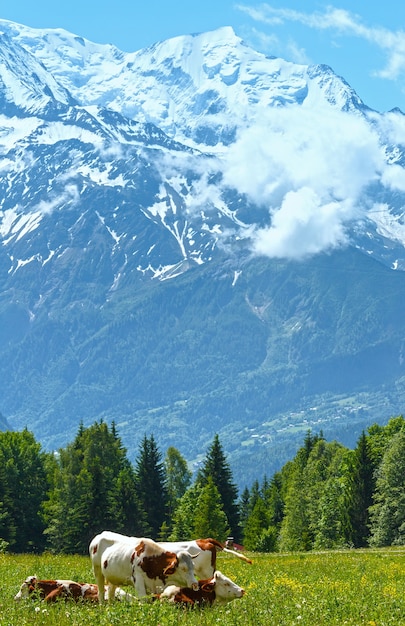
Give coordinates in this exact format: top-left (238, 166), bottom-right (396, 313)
top-left (14, 576), bottom-right (38, 601)
top-left (211, 570), bottom-right (245, 601)
top-left (176, 551), bottom-right (199, 591)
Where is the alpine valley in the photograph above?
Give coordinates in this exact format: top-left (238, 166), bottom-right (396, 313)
top-left (2, 20), bottom-right (405, 487)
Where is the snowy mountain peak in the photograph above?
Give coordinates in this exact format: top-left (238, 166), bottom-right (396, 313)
top-left (0, 26), bottom-right (73, 114)
top-left (1, 17), bottom-right (405, 277)
top-left (1, 20), bottom-right (364, 148)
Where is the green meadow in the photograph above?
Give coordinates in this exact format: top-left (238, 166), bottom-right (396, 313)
top-left (1, 548), bottom-right (404, 626)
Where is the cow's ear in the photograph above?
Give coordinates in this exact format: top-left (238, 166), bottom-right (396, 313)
top-left (201, 582), bottom-right (215, 592)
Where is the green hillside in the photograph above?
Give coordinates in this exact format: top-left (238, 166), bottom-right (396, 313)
top-left (2, 247), bottom-right (405, 486)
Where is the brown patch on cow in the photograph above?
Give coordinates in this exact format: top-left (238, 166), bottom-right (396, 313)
top-left (103, 558), bottom-right (108, 570)
top-left (24, 579), bottom-right (59, 601)
top-left (195, 538), bottom-right (222, 570)
top-left (92, 545), bottom-right (98, 555)
top-left (140, 552), bottom-right (178, 585)
top-left (79, 584), bottom-right (99, 602)
top-left (46, 583), bottom-right (99, 603)
top-left (135, 540), bottom-right (146, 557)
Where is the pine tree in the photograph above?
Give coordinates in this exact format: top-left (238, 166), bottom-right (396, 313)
top-left (165, 446), bottom-right (192, 522)
top-left (367, 416), bottom-right (405, 465)
top-left (278, 463), bottom-right (310, 551)
top-left (0, 446), bottom-right (15, 549)
top-left (314, 475), bottom-right (346, 549)
top-left (238, 486), bottom-right (251, 538)
top-left (0, 429), bottom-right (48, 552)
top-left (193, 477), bottom-right (230, 541)
top-left (196, 434), bottom-right (239, 538)
top-left (243, 497), bottom-right (269, 551)
top-left (135, 434), bottom-right (168, 538)
top-left (43, 421), bottom-right (140, 553)
top-left (247, 480), bottom-right (261, 512)
top-left (305, 440), bottom-right (348, 550)
top-left (369, 429), bottom-right (405, 546)
top-left (113, 465), bottom-right (146, 537)
top-left (169, 483), bottom-right (203, 540)
top-left (264, 473), bottom-right (284, 527)
top-left (347, 431), bottom-right (375, 547)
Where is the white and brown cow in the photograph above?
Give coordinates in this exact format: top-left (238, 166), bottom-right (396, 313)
top-left (89, 530), bottom-right (138, 602)
top-left (14, 576), bottom-right (134, 603)
top-left (159, 570), bottom-right (246, 606)
top-left (158, 538), bottom-right (253, 579)
top-left (90, 532), bottom-right (199, 602)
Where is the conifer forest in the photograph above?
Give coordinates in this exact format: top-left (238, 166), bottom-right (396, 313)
top-left (1, 416), bottom-right (405, 555)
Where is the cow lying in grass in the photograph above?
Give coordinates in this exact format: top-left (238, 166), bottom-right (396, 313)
top-left (158, 570), bottom-right (246, 606)
top-left (14, 576), bottom-right (134, 603)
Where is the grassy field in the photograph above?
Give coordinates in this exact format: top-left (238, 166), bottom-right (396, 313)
top-left (1, 548), bottom-right (405, 625)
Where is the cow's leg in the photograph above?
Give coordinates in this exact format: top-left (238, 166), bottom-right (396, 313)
top-left (132, 571), bottom-right (147, 599)
top-left (107, 583), bottom-right (117, 602)
top-left (93, 565), bottom-right (106, 604)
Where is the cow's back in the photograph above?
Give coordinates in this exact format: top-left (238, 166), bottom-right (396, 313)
top-left (89, 531), bottom-right (136, 566)
top-left (158, 539), bottom-right (215, 579)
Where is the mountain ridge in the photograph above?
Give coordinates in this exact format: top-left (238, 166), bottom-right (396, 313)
top-left (1, 22), bottom-right (368, 145)
top-left (1, 20), bottom-right (405, 486)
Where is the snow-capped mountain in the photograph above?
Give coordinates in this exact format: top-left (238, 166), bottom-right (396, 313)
top-left (1, 19), bottom-right (405, 484)
top-left (3, 19), bottom-right (405, 270)
top-left (4, 22), bottom-right (366, 145)
top-left (0, 25), bottom-right (74, 115)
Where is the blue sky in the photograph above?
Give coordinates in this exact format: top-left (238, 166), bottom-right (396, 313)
top-left (2, 1), bottom-right (405, 113)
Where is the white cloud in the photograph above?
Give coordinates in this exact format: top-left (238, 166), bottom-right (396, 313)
top-left (253, 187), bottom-right (349, 258)
top-left (36, 184), bottom-right (80, 215)
top-left (142, 96), bottom-right (405, 261)
top-left (236, 4), bottom-right (405, 82)
top-left (370, 109), bottom-right (405, 145)
top-left (152, 149), bottom-right (224, 214)
top-left (381, 164), bottom-right (405, 192)
top-left (221, 102), bottom-right (387, 258)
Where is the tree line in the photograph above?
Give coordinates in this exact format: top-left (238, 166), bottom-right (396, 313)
top-left (0, 416), bottom-right (404, 554)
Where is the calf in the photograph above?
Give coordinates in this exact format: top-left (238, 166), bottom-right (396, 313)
top-left (158, 538), bottom-right (253, 579)
top-left (14, 576), bottom-right (134, 603)
top-left (159, 570), bottom-right (246, 606)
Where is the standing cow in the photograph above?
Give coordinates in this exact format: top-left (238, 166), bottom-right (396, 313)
top-left (89, 532), bottom-right (198, 602)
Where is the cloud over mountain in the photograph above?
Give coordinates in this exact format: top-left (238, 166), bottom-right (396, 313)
top-left (221, 102), bottom-right (388, 258)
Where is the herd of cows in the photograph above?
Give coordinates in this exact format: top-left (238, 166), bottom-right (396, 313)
top-left (14, 531), bottom-right (252, 607)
